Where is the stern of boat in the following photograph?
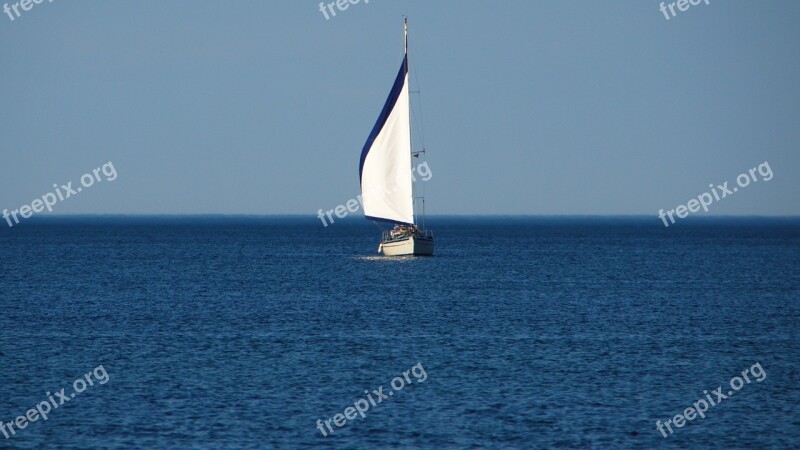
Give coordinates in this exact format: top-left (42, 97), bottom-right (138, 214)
top-left (379, 229), bottom-right (434, 256)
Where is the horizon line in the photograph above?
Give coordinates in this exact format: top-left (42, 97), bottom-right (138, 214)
top-left (10, 214), bottom-right (800, 219)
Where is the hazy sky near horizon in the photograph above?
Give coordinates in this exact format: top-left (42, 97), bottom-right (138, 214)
top-left (1, 0), bottom-right (798, 216)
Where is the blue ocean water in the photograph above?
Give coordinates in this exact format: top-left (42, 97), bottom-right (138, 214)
top-left (0, 217), bottom-right (798, 449)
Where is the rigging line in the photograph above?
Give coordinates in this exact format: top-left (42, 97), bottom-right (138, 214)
top-left (412, 67), bottom-right (427, 150)
top-left (411, 67), bottom-right (429, 226)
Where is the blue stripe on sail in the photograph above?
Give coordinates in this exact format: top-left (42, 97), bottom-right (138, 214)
top-left (365, 215), bottom-right (414, 227)
top-left (358, 54), bottom-right (408, 186)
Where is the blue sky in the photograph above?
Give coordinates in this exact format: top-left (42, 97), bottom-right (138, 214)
top-left (1, 0), bottom-right (798, 215)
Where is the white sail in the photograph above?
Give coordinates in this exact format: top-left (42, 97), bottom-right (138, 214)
top-left (358, 55), bottom-right (414, 226)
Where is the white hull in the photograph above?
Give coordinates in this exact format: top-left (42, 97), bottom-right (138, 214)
top-left (380, 236), bottom-right (434, 256)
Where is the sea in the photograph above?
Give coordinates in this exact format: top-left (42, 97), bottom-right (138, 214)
top-left (1, 216), bottom-right (798, 449)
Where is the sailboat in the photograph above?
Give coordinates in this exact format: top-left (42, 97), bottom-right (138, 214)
top-left (359, 18), bottom-right (434, 256)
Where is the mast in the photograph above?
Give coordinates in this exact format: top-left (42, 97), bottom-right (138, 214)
top-left (405, 17), bottom-right (416, 226)
top-left (404, 17), bottom-right (408, 55)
